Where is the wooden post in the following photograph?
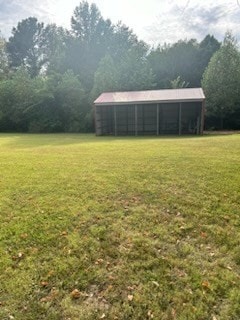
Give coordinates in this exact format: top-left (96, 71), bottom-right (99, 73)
top-left (156, 104), bottom-right (159, 135)
top-left (142, 105), bottom-right (145, 134)
top-left (135, 104), bottom-right (138, 136)
top-left (94, 105), bottom-right (98, 136)
top-left (159, 104), bottom-right (162, 134)
top-left (178, 102), bottom-right (182, 135)
top-left (126, 106), bottom-right (128, 135)
top-left (200, 100), bottom-right (205, 135)
top-left (196, 116), bottom-right (200, 135)
top-left (114, 105), bottom-right (117, 136)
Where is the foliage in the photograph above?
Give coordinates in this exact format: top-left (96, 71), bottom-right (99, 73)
top-left (116, 48), bottom-right (155, 91)
top-left (71, 1), bottom-right (112, 44)
top-left (198, 35), bottom-right (221, 77)
top-left (0, 36), bottom-right (9, 80)
top-left (91, 55), bottom-right (119, 100)
top-left (68, 1), bottom-right (113, 91)
top-left (52, 71), bottom-right (88, 132)
top-left (0, 133), bottom-right (240, 319)
top-left (170, 76), bottom-right (189, 89)
top-left (0, 69), bottom-right (88, 132)
top-left (0, 1), bottom-right (239, 131)
top-left (148, 36), bottom-right (220, 89)
top-left (108, 22), bottom-right (147, 61)
top-left (7, 17), bottom-right (48, 77)
top-left (91, 49), bottom-right (155, 100)
top-left (43, 24), bottom-right (69, 75)
top-left (0, 68), bottom-right (40, 131)
top-left (202, 32), bottom-right (240, 128)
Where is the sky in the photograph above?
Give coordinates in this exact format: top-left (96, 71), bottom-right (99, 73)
top-left (0, 0), bottom-right (240, 45)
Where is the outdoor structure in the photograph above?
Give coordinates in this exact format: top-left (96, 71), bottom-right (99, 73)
top-left (94, 88), bottom-right (205, 136)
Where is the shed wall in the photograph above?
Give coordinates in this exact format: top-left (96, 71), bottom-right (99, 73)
top-left (95, 102), bottom-right (203, 136)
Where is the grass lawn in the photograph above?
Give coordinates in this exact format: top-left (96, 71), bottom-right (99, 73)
top-left (0, 133), bottom-right (240, 320)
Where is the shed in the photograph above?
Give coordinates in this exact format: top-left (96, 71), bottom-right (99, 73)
top-left (94, 88), bottom-right (205, 136)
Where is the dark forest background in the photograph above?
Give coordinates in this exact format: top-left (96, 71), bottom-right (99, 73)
top-left (0, 1), bottom-right (240, 132)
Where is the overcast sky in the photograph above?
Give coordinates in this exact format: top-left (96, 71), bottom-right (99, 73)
top-left (0, 0), bottom-right (240, 45)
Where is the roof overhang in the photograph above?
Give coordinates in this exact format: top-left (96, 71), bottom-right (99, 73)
top-left (95, 99), bottom-right (204, 106)
top-left (94, 88), bottom-right (205, 106)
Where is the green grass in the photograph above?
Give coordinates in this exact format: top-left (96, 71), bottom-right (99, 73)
top-left (0, 133), bottom-right (240, 320)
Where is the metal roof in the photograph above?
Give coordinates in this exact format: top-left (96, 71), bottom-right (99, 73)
top-left (94, 88), bottom-right (205, 106)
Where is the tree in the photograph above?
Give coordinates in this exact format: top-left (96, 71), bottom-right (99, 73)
top-left (148, 36), bottom-right (220, 89)
top-left (170, 76), bottom-right (189, 89)
top-left (116, 48), bottom-right (155, 91)
top-left (202, 32), bottom-right (240, 128)
top-left (69, 1), bottom-right (113, 90)
top-left (0, 68), bottom-right (42, 131)
top-left (91, 55), bottom-right (119, 100)
top-left (7, 17), bottom-right (46, 77)
top-left (92, 49), bottom-right (155, 101)
top-left (0, 68), bottom-right (88, 133)
top-left (199, 35), bottom-right (221, 68)
top-left (53, 71), bottom-right (87, 132)
top-left (43, 24), bottom-right (69, 75)
top-left (71, 1), bottom-right (112, 43)
top-left (197, 35), bottom-right (220, 84)
top-left (148, 40), bottom-right (200, 88)
top-left (107, 22), bottom-right (147, 60)
top-left (0, 36), bottom-right (9, 80)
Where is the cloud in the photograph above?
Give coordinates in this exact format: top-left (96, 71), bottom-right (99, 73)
top-left (0, 0), bottom-right (56, 38)
top-left (144, 1), bottom-right (240, 45)
top-left (0, 0), bottom-right (240, 45)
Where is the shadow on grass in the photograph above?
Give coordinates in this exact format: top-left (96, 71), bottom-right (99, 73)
top-left (0, 132), bottom-right (233, 149)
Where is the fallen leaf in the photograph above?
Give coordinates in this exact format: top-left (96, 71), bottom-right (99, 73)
top-left (43, 270), bottom-right (54, 280)
top-left (127, 295), bottom-right (133, 301)
top-left (20, 233), bottom-right (28, 239)
top-left (152, 281), bottom-right (159, 287)
top-left (127, 286), bottom-right (134, 291)
top-left (100, 314), bottom-right (106, 319)
top-left (40, 288), bottom-right (59, 302)
top-left (70, 289), bottom-right (82, 299)
top-left (148, 310), bottom-right (154, 318)
top-left (107, 285), bottom-right (113, 291)
top-left (171, 308), bottom-right (176, 318)
top-left (40, 281), bottom-right (49, 287)
top-left (40, 297), bottom-right (50, 303)
top-left (202, 280), bottom-right (210, 289)
top-left (95, 258), bottom-right (104, 265)
top-left (12, 252), bottom-right (24, 261)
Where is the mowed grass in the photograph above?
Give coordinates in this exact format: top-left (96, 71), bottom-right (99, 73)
top-left (0, 134), bottom-right (240, 320)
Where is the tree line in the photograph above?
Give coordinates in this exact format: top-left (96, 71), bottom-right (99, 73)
top-left (0, 1), bottom-right (239, 132)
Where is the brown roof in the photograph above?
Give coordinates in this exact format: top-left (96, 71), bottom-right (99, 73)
top-left (94, 88), bottom-right (205, 106)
